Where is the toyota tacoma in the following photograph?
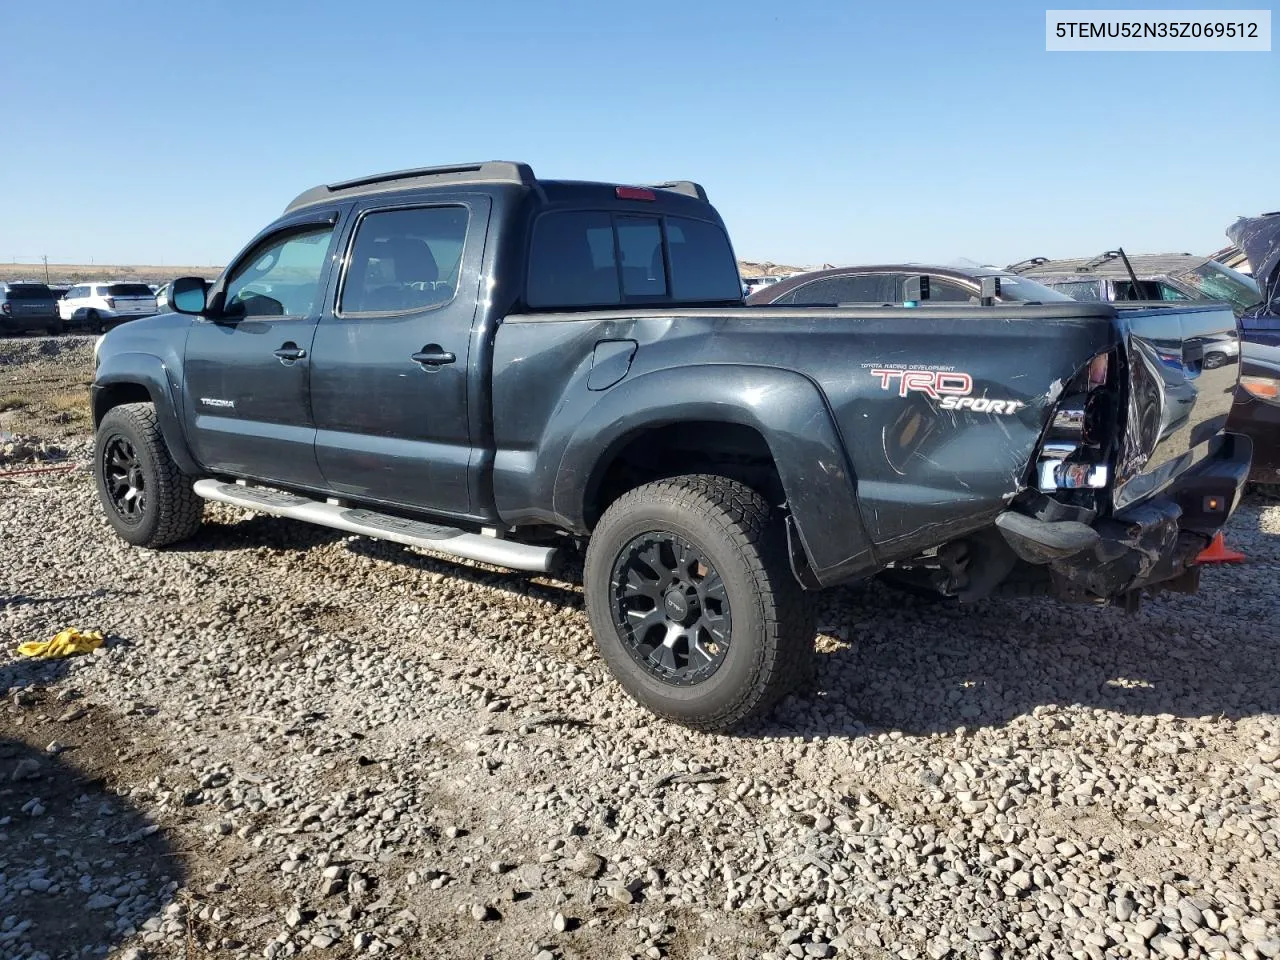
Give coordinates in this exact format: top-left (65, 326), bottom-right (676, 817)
top-left (90, 161), bottom-right (1250, 731)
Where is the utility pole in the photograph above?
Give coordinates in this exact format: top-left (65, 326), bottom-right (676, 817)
top-left (42, 255), bottom-right (50, 284)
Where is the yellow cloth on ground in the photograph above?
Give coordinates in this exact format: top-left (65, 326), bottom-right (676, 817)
top-left (17, 628), bottom-right (105, 659)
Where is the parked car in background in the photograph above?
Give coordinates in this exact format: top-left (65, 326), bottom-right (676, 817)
top-left (48, 285), bottom-right (71, 301)
top-left (1008, 251), bottom-right (1261, 316)
top-left (0, 282), bottom-right (64, 335)
top-left (60, 282), bottom-right (159, 332)
top-left (1225, 213), bottom-right (1280, 489)
top-left (742, 275), bottom-right (786, 297)
top-left (154, 281), bottom-right (173, 312)
top-left (745, 264), bottom-right (1076, 306)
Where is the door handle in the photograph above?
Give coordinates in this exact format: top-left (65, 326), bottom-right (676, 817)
top-left (411, 347), bottom-right (456, 367)
top-left (274, 344), bottom-right (307, 362)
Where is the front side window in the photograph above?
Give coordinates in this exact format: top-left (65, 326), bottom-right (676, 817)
top-left (224, 224), bottom-right (335, 318)
top-left (1047, 280), bottom-right (1103, 302)
top-left (340, 206), bottom-right (469, 315)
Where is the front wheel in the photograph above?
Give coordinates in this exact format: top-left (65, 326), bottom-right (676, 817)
top-left (584, 475), bottom-right (815, 732)
top-left (94, 402), bottom-right (203, 547)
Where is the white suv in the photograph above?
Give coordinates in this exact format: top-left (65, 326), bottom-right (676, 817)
top-left (60, 282), bottom-right (158, 332)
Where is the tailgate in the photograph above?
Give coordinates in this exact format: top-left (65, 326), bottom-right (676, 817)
top-left (11, 300), bottom-right (57, 318)
top-left (113, 297), bottom-right (156, 315)
top-left (1113, 302), bottom-right (1240, 510)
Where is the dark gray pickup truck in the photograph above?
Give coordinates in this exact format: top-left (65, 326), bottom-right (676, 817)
top-left (91, 161), bottom-right (1250, 731)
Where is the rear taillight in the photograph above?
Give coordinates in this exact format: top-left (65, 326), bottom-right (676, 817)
top-left (105, 297), bottom-right (116, 309)
top-left (1037, 350), bottom-right (1116, 494)
top-left (615, 186), bottom-right (656, 201)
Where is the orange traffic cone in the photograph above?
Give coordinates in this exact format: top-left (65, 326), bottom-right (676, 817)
top-left (1197, 531), bottom-right (1246, 564)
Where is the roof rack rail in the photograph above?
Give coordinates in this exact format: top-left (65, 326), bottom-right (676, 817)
top-left (1006, 257), bottom-right (1048, 274)
top-left (1080, 250), bottom-right (1123, 272)
top-left (645, 180), bottom-right (709, 202)
top-left (285, 161), bottom-right (536, 214)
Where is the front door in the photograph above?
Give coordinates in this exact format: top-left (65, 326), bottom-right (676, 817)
top-left (310, 197), bottom-right (488, 518)
top-left (183, 216), bottom-right (339, 488)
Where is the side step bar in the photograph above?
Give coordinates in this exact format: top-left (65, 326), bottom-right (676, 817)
top-left (192, 479), bottom-right (559, 573)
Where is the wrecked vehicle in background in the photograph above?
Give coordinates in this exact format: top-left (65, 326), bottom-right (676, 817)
top-left (1010, 250), bottom-right (1262, 321)
top-left (90, 161), bottom-right (1251, 731)
top-left (1226, 212), bottom-right (1280, 488)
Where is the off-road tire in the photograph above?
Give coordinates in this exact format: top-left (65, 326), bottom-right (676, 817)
top-left (584, 475), bottom-right (815, 732)
top-left (94, 402), bottom-right (203, 547)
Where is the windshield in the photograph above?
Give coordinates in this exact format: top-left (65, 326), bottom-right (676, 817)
top-left (977, 274), bottom-right (1075, 303)
top-left (1170, 262), bottom-right (1260, 315)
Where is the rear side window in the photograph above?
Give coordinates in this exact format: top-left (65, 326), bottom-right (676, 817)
top-left (5, 284), bottom-right (54, 299)
top-left (527, 210), bottom-right (739, 309)
top-left (340, 205), bottom-right (470, 315)
top-left (107, 283), bottom-right (155, 297)
top-left (778, 274), bottom-right (895, 305)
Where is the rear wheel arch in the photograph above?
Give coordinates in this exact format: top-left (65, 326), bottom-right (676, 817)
top-left (582, 420), bottom-right (784, 529)
top-left (554, 366), bottom-right (876, 586)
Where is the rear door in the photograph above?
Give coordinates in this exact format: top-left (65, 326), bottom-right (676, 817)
top-left (310, 195), bottom-right (488, 518)
top-left (183, 213), bottom-right (341, 487)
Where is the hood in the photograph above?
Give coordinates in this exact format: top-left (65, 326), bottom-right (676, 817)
top-left (1227, 212), bottom-right (1280, 316)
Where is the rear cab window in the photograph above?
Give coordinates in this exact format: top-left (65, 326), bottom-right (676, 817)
top-left (107, 283), bottom-right (156, 297)
top-left (4, 284), bottom-right (54, 300)
top-left (526, 204), bottom-right (740, 310)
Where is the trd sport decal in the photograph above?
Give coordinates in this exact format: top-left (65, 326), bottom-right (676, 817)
top-left (869, 367), bottom-right (1025, 415)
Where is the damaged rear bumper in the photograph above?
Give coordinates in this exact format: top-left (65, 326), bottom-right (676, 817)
top-left (996, 433), bottom-right (1252, 602)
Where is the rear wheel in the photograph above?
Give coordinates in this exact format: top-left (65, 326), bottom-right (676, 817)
top-left (94, 402), bottom-right (203, 547)
top-left (584, 475), bottom-right (814, 732)
top-left (46, 321), bottom-right (65, 336)
top-left (85, 310), bottom-right (102, 334)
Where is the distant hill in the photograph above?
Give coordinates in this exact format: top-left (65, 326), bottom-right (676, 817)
top-left (738, 261), bottom-right (811, 278)
top-left (0, 264), bottom-right (222, 285)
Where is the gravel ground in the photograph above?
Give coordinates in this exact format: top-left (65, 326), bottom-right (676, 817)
top-left (3, 336), bottom-right (1280, 960)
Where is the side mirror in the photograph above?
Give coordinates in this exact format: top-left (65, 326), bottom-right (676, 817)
top-left (170, 277), bottom-right (209, 315)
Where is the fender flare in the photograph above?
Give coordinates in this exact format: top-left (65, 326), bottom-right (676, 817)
top-left (92, 353), bottom-right (201, 475)
top-left (553, 364), bottom-right (877, 585)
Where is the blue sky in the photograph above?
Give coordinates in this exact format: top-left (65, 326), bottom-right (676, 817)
top-left (1, 0), bottom-right (1274, 269)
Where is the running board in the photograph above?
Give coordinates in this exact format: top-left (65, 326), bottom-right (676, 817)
top-left (192, 479), bottom-right (559, 573)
